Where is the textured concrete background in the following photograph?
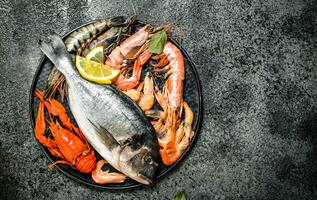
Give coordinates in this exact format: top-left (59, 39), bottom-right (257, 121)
top-left (1, 0), bottom-right (317, 199)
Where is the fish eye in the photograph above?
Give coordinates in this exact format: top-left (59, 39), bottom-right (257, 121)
top-left (144, 156), bottom-right (153, 165)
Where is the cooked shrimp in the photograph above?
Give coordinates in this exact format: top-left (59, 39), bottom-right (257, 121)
top-left (106, 26), bottom-right (153, 91)
top-left (151, 42), bottom-right (194, 166)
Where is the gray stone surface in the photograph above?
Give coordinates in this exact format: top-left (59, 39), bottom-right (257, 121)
top-left (1, 0), bottom-right (317, 199)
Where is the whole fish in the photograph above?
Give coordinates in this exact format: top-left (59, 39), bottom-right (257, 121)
top-left (39, 34), bottom-right (159, 185)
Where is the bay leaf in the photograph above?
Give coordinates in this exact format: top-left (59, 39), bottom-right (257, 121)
top-left (148, 30), bottom-right (167, 54)
top-left (173, 191), bottom-right (188, 200)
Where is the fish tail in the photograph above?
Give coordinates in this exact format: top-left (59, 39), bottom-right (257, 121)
top-left (39, 34), bottom-right (75, 77)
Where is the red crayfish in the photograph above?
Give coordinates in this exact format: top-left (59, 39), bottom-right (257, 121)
top-left (34, 89), bottom-right (96, 173)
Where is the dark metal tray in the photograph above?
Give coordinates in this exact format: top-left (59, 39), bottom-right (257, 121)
top-left (29, 20), bottom-right (203, 189)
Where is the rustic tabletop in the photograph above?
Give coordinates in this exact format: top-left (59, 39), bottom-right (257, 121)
top-left (1, 0), bottom-right (317, 199)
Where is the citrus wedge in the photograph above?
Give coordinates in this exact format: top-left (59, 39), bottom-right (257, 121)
top-left (85, 46), bottom-right (104, 63)
top-left (75, 55), bottom-right (120, 84)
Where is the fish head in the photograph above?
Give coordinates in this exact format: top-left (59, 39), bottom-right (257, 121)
top-left (119, 144), bottom-right (159, 185)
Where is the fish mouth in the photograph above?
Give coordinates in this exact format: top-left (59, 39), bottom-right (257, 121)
top-left (136, 173), bottom-right (152, 185)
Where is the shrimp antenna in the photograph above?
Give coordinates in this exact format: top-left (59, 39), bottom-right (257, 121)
top-left (130, 1), bottom-right (139, 17)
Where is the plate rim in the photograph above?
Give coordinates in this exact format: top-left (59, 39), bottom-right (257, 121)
top-left (28, 19), bottom-right (203, 190)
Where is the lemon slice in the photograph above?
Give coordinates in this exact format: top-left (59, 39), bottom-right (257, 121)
top-left (85, 46), bottom-right (104, 63)
top-left (75, 55), bottom-right (120, 84)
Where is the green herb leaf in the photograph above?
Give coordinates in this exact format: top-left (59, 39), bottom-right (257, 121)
top-left (148, 30), bottom-right (167, 54)
top-left (173, 191), bottom-right (188, 200)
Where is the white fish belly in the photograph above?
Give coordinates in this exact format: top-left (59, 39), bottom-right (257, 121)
top-left (67, 86), bottom-right (121, 170)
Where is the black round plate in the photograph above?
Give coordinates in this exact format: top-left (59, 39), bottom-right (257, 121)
top-left (29, 20), bottom-right (203, 189)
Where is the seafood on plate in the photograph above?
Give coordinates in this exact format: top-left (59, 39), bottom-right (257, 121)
top-left (106, 25), bottom-right (153, 91)
top-left (80, 27), bottom-right (122, 57)
top-left (33, 17), bottom-right (196, 186)
top-left (39, 35), bottom-right (159, 185)
top-left (92, 160), bottom-right (126, 184)
top-left (44, 16), bottom-right (136, 100)
top-left (113, 26), bottom-right (195, 166)
top-left (123, 72), bottom-right (155, 112)
top-left (149, 41), bottom-right (194, 166)
top-left (34, 90), bottom-right (96, 173)
top-left (81, 14), bottom-right (137, 56)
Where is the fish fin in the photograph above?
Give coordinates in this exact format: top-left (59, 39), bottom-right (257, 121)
top-left (88, 120), bottom-right (120, 150)
top-left (39, 34), bottom-right (73, 75)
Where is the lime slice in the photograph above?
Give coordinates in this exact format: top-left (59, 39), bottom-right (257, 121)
top-left (75, 55), bottom-right (120, 84)
top-left (86, 46), bottom-right (104, 63)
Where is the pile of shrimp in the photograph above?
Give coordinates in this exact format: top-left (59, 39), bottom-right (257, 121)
top-left (106, 25), bottom-right (194, 166)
